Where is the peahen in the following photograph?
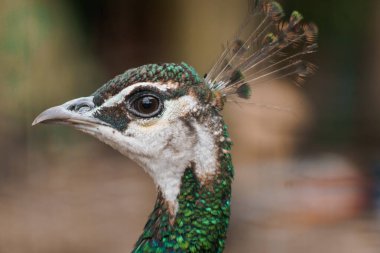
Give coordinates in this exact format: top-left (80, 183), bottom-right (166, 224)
top-left (33, 1), bottom-right (317, 252)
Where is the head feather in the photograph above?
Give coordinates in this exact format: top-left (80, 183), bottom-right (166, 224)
top-left (205, 0), bottom-right (318, 101)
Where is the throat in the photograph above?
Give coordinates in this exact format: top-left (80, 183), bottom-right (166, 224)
top-left (133, 128), bottom-right (233, 252)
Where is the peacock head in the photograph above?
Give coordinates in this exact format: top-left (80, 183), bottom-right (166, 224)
top-left (33, 0), bottom-right (318, 214)
top-left (33, 63), bottom-right (227, 212)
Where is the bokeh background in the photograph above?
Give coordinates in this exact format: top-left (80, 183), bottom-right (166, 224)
top-left (1, 0), bottom-right (380, 252)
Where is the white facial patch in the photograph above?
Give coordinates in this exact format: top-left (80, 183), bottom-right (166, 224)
top-left (80, 84), bottom-right (219, 215)
top-left (118, 95), bottom-right (218, 212)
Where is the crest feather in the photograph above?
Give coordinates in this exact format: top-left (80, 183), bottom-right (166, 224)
top-left (205, 0), bottom-right (318, 100)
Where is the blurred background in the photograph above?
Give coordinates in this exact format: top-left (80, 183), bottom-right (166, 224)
top-left (1, 0), bottom-right (379, 252)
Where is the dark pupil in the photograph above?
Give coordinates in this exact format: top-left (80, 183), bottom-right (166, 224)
top-left (136, 96), bottom-right (158, 114)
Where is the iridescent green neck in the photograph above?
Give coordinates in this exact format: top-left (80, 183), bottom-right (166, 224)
top-left (133, 126), bottom-right (233, 253)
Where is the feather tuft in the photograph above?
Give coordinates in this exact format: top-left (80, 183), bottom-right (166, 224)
top-left (289, 11), bottom-right (304, 28)
top-left (205, 0), bottom-right (318, 101)
top-left (303, 23), bottom-right (319, 44)
top-left (263, 1), bottom-right (284, 21)
top-left (236, 83), bottom-right (252, 99)
top-left (229, 70), bottom-right (244, 84)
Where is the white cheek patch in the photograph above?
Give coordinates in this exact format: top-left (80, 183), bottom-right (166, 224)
top-left (121, 96), bottom-right (199, 208)
top-left (79, 95), bottom-right (219, 215)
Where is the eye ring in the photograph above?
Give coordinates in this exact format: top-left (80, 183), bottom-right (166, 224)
top-left (127, 91), bottom-right (163, 118)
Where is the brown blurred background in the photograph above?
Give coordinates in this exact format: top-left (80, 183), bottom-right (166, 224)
top-left (1, 0), bottom-right (380, 252)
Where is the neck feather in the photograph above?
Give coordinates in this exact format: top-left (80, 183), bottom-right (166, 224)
top-left (133, 125), bottom-right (233, 253)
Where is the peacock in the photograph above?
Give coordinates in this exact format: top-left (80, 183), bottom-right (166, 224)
top-left (33, 1), bottom-right (317, 252)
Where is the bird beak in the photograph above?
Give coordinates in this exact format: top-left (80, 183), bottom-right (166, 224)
top-left (32, 96), bottom-right (107, 127)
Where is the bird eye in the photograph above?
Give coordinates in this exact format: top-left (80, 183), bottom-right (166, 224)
top-left (128, 93), bottom-right (163, 118)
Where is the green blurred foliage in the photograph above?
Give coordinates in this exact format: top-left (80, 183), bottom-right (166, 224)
top-left (0, 1), bottom-right (103, 143)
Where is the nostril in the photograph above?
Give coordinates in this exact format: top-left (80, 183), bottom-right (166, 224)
top-left (68, 99), bottom-right (95, 113)
top-left (75, 103), bottom-right (93, 113)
